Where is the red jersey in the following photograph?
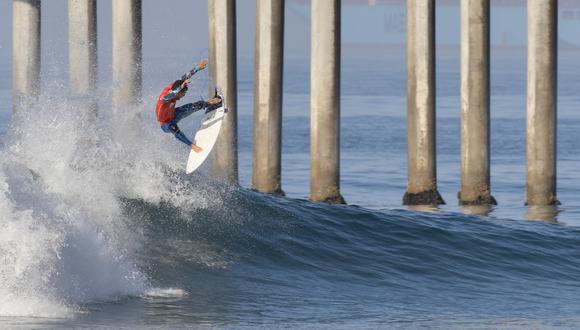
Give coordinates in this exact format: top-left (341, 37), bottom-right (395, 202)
top-left (155, 83), bottom-right (178, 124)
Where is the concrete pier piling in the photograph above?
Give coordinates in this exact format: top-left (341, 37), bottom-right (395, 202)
top-left (310, 0), bottom-right (345, 204)
top-left (208, 0), bottom-right (216, 97)
top-left (68, 0), bottom-right (97, 114)
top-left (209, 0), bottom-right (239, 184)
top-left (12, 0), bottom-right (41, 113)
top-left (252, 0), bottom-right (285, 196)
top-left (526, 0), bottom-right (558, 206)
top-left (403, 0), bottom-right (444, 206)
top-left (112, 0), bottom-right (141, 111)
top-left (459, 0), bottom-right (496, 206)
top-left (9, 1), bottom-right (568, 211)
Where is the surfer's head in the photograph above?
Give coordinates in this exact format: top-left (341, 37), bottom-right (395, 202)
top-left (172, 80), bottom-right (188, 98)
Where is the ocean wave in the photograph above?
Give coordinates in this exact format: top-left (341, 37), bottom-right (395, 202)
top-left (2, 86), bottom-right (580, 323)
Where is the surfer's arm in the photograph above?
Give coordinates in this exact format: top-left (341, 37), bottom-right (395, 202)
top-left (162, 80), bottom-right (190, 103)
top-left (179, 59), bottom-right (209, 81)
top-left (181, 68), bottom-right (200, 81)
top-left (163, 60), bottom-right (208, 103)
top-left (162, 91), bottom-right (179, 103)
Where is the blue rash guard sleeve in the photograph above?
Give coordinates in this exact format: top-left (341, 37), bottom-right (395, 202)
top-left (181, 67), bottom-right (201, 81)
top-left (162, 89), bottom-right (180, 103)
top-left (162, 67), bottom-right (202, 103)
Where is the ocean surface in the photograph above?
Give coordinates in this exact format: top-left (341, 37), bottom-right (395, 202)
top-left (2, 48), bottom-right (580, 329)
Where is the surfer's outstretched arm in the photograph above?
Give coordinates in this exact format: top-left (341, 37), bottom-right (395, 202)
top-left (162, 59), bottom-right (209, 103)
top-left (179, 59), bottom-right (209, 84)
top-left (162, 79), bottom-right (190, 103)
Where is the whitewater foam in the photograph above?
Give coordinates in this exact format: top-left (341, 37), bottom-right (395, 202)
top-left (143, 288), bottom-right (188, 299)
top-left (0, 85), bottom-right (221, 318)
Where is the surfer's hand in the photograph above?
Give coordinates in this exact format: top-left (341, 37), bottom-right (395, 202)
top-left (181, 79), bottom-right (191, 88)
top-left (191, 144), bottom-right (203, 153)
top-left (197, 59), bottom-right (209, 70)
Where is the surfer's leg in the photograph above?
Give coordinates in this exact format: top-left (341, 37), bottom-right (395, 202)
top-left (173, 104), bottom-right (195, 123)
top-left (173, 101), bottom-right (206, 123)
top-left (161, 123), bottom-right (193, 146)
top-left (192, 100), bottom-right (207, 110)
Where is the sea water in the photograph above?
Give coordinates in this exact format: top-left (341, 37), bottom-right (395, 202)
top-left (1, 48), bottom-right (580, 329)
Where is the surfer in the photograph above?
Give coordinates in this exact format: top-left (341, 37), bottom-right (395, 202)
top-left (155, 59), bottom-right (222, 152)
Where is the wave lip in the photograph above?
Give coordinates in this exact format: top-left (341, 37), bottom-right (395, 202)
top-left (143, 288), bottom-right (188, 299)
top-left (0, 296), bottom-right (74, 319)
top-left (0, 91), bottom-right (185, 319)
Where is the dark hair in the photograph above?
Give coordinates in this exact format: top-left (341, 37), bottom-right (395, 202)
top-left (171, 79), bottom-right (188, 95)
top-left (171, 80), bottom-right (183, 90)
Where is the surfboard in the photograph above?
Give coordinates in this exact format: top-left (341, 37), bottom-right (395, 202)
top-left (186, 100), bottom-right (226, 174)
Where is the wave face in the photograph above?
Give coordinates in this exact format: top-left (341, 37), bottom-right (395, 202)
top-left (1, 89), bottom-right (580, 329)
top-left (127, 191), bottom-right (580, 327)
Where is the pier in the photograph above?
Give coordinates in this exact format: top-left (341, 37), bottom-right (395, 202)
top-left (252, 0), bottom-right (285, 196)
top-left (459, 0), bottom-right (496, 206)
top-left (310, 0), bottom-right (345, 204)
top-left (12, 0), bottom-right (40, 113)
top-left (209, 0), bottom-right (239, 184)
top-left (68, 0), bottom-right (97, 114)
top-left (526, 0), bottom-right (558, 206)
top-left (9, 0), bottom-right (563, 210)
top-left (112, 0), bottom-right (141, 113)
top-left (403, 0), bottom-right (444, 206)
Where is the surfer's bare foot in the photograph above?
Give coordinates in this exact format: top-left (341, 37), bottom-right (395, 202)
top-left (207, 96), bottom-right (222, 106)
top-left (191, 144), bottom-right (203, 153)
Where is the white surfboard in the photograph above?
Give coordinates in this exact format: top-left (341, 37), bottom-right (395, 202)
top-left (186, 102), bottom-right (226, 174)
